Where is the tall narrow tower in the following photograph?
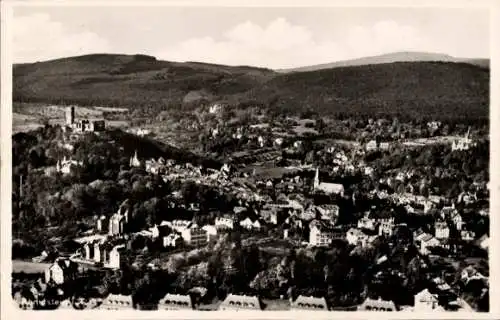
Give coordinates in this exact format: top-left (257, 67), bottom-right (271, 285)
top-left (65, 106), bottom-right (75, 126)
top-left (313, 168), bottom-right (320, 190)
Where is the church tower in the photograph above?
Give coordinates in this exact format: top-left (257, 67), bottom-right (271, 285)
top-left (313, 168), bottom-right (320, 190)
top-left (65, 106), bottom-right (75, 126)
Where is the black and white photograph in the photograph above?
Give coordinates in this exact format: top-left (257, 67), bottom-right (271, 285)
top-left (2, 0), bottom-right (497, 316)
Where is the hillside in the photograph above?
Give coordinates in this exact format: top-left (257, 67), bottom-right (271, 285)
top-left (13, 54), bottom-right (276, 108)
top-left (248, 61), bottom-right (489, 120)
top-left (277, 52), bottom-right (490, 73)
top-left (13, 53), bottom-right (489, 121)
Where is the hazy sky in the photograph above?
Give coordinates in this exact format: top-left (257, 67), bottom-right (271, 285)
top-left (13, 6), bottom-right (490, 68)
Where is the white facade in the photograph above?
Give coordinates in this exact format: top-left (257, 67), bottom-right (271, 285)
top-left (106, 245), bottom-right (125, 269)
top-left (434, 222), bottom-right (450, 240)
top-left (45, 264), bottom-right (65, 285)
top-left (202, 225), bottom-right (218, 242)
top-left (309, 226), bottom-right (333, 247)
top-left (181, 224), bottom-right (207, 247)
top-left (215, 217), bottom-right (234, 230)
top-left (414, 289), bottom-right (441, 311)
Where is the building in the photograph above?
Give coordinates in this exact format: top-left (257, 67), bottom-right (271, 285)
top-left (414, 232), bottom-right (440, 255)
top-left (170, 220), bottom-right (191, 233)
top-left (163, 233), bottom-right (182, 247)
top-left (346, 228), bottom-right (371, 247)
top-left (56, 156), bottom-right (83, 175)
top-left (44, 258), bottom-right (78, 285)
top-left (240, 217), bottom-right (255, 230)
top-left (316, 204), bottom-right (339, 222)
top-left (414, 289), bottom-right (443, 311)
top-left (451, 212), bottom-right (464, 231)
top-left (129, 150), bottom-right (141, 168)
top-left (181, 223), bottom-right (207, 247)
top-left (378, 218), bottom-right (395, 237)
top-left (201, 225), bottom-right (218, 242)
top-left (100, 294), bottom-right (133, 310)
top-left (219, 294), bottom-right (261, 311)
top-left (145, 158), bottom-right (167, 175)
top-left (309, 220), bottom-right (343, 247)
top-left (73, 119), bottom-right (106, 133)
top-left (215, 216), bottom-right (235, 230)
top-left (158, 293), bottom-right (193, 310)
top-left (96, 215), bottom-right (107, 233)
top-left (313, 168), bottom-right (344, 196)
top-left (379, 142), bottom-right (390, 151)
top-left (434, 221), bottom-right (450, 240)
top-left (461, 230), bottom-right (475, 241)
top-left (358, 297), bottom-right (397, 311)
top-left (357, 215), bottom-right (376, 231)
top-left (107, 244), bottom-right (126, 269)
top-left (108, 208), bottom-right (129, 236)
top-left (290, 295), bottom-right (328, 310)
top-left (366, 140), bottom-right (378, 151)
top-left (452, 127), bottom-right (476, 151)
top-left (478, 235), bottom-right (489, 250)
top-left (65, 106), bottom-right (75, 126)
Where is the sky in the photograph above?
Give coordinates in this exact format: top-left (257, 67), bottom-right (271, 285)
top-left (12, 6), bottom-right (490, 69)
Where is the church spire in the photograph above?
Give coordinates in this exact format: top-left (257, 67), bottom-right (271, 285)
top-left (313, 168), bottom-right (320, 190)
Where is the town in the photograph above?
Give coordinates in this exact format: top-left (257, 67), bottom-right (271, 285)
top-left (12, 102), bottom-right (489, 312)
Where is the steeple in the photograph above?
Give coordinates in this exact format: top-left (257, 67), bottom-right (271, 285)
top-left (313, 168), bottom-right (320, 190)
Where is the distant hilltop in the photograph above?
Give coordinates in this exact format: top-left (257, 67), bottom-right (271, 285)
top-left (276, 51), bottom-right (489, 73)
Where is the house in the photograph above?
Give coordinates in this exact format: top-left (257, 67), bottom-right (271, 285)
top-left (414, 289), bottom-right (443, 311)
top-left (170, 220), bottom-right (191, 233)
top-left (451, 128), bottom-right (476, 151)
top-left (56, 156), bottom-right (83, 175)
top-left (451, 212), bottom-right (464, 231)
top-left (378, 218), bottom-right (395, 237)
top-left (415, 233), bottom-right (440, 255)
top-left (158, 293), bottom-right (193, 310)
top-left (434, 221), bottom-right (450, 240)
top-left (358, 297), bottom-right (397, 311)
top-left (96, 215), bottom-right (107, 232)
top-left (129, 150), bottom-right (141, 167)
top-left (312, 168), bottom-right (344, 196)
top-left (45, 258), bottom-right (78, 285)
top-left (209, 103), bottom-right (224, 114)
top-left (346, 228), bottom-right (371, 247)
top-left (240, 217), bottom-right (254, 230)
top-left (357, 215), bottom-right (376, 231)
top-left (163, 233), bottom-right (182, 247)
top-left (219, 294), bottom-right (261, 311)
top-left (108, 208), bottom-right (129, 236)
top-left (100, 294), bottom-right (133, 310)
top-left (290, 295), bottom-right (328, 310)
top-left (107, 244), bottom-right (126, 269)
top-left (149, 225), bottom-right (160, 239)
top-left (201, 225), bottom-right (218, 242)
top-left (181, 223), bottom-right (207, 247)
top-left (478, 235), bottom-right (489, 250)
top-left (309, 220), bottom-right (343, 247)
top-left (145, 158), bottom-right (166, 175)
top-left (316, 204), bottom-right (339, 222)
top-left (365, 140), bottom-right (378, 151)
top-left (379, 142), bottom-right (390, 151)
top-left (461, 230), bottom-right (475, 241)
top-left (215, 216), bottom-right (235, 230)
